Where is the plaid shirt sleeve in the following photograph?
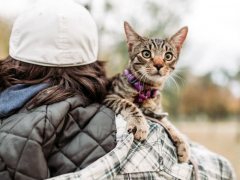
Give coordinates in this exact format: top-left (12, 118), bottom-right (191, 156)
top-left (47, 120), bottom-right (236, 180)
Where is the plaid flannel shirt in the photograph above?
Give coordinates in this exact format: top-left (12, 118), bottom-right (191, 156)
top-left (47, 120), bottom-right (236, 180)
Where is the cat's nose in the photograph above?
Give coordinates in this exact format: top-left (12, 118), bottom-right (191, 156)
top-left (154, 64), bottom-right (163, 71)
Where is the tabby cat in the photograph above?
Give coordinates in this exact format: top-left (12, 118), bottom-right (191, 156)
top-left (104, 22), bottom-right (190, 162)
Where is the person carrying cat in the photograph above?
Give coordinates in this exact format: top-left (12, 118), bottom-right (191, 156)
top-left (0, 0), bottom-right (236, 180)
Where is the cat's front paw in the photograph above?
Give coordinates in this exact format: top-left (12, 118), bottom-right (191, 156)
top-left (127, 117), bottom-right (149, 141)
top-left (176, 140), bottom-right (191, 163)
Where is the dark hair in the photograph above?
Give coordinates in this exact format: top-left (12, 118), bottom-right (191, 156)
top-left (0, 56), bottom-right (108, 108)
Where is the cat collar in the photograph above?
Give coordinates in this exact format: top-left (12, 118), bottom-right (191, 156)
top-left (124, 69), bottom-right (158, 106)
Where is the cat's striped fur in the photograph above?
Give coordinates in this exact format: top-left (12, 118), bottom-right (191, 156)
top-left (104, 22), bottom-right (190, 162)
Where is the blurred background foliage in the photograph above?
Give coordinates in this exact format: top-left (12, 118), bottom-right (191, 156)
top-left (0, 19), bottom-right (10, 59)
top-left (0, 0), bottom-right (239, 177)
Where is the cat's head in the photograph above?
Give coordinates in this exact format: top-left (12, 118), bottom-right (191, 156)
top-left (124, 21), bottom-right (188, 89)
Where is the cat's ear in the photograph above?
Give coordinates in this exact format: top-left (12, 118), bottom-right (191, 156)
top-left (124, 21), bottom-right (145, 51)
top-left (169, 26), bottom-right (188, 53)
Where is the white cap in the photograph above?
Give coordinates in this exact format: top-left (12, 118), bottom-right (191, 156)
top-left (9, 0), bottom-right (98, 67)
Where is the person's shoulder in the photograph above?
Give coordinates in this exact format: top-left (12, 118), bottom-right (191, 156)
top-left (47, 95), bottom-right (116, 128)
top-left (0, 103), bottom-right (48, 142)
top-left (1, 95), bottom-right (116, 135)
top-left (0, 95), bottom-right (85, 131)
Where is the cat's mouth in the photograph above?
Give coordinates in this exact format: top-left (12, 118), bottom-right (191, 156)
top-left (152, 73), bottom-right (165, 80)
top-left (154, 71), bottom-right (163, 76)
top-left (148, 69), bottom-right (167, 78)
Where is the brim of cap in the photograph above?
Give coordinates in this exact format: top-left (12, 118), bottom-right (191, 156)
top-left (9, 53), bottom-right (97, 67)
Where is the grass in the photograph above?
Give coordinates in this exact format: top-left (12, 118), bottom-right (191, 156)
top-left (173, 120), bottom-right (240, 179)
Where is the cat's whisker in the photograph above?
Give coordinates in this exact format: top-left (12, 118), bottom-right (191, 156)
top-left (172, 73), bottom-right (185, 87)
top-left (143, 74), bottom-right (148, 88)
top-left (127, 70), bottom-right (143, 80)
top-left (174, 70), bottom-right (188, 72)
top-left (172, 72), bottom-right (185, 77)
top-left (174, 68), bottom-right (188, 72)
top-left (167, 78), bottom-right (171, 88)
top-left (163, 78), bottom-right (171, 90)
top-left (139, 73), bottom-right (147, 86)
top-left (132, 70), bottom-right (143, 75)
top-left (172, 72), bottom-right (185, 78)
top-left (173, 73), bottom-right (185, 82)
top-left (169, 75), bottom-right (180, 97)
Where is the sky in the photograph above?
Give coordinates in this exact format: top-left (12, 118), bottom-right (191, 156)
top-left (179, 0), bottom-right (240, 97)
top-left (180, 0), bottom-right (240, 76)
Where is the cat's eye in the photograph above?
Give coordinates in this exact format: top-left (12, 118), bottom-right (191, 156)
top-left (142, 50), bottom-right (151, 58)
top-left (165, 52), bottom-right (173, 61)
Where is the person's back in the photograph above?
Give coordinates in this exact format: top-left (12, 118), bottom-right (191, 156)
top-left (0, 1), bottom-right (116, 179)
top-left (0, 92), bottom-right (116, 179)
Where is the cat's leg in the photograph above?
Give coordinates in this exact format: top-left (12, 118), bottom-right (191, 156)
top-left (141, 93), bottom-right (168, 119)
top-left (160, 117), bottom-right (190, 163)
top-left (150, 95), bottom-right (190, 163)
top-left (104, 94), bottom-right (149, 141)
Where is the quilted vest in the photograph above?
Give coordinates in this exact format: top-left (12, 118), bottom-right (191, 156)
top-left (0, 95), bottom-right (116, 180)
